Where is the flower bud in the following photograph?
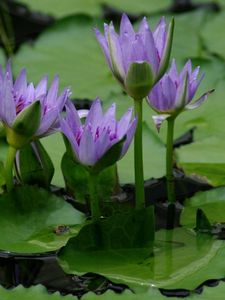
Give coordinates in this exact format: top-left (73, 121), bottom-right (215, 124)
top-left (6, 101), bottom-right (41, 149)
top-left (125, 62), bottom-right (154, 100)
top-left (15, 140), bottom-right (54, 187)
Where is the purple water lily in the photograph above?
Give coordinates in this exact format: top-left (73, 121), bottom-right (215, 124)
top-left (60, 99), bottom-right (137, 168)
top-left (95, 13), bottom-right (174, 98)
top-left (0, 62), bottom-right (70, 138)
top-left (147, 59), bottom-right (214, 131)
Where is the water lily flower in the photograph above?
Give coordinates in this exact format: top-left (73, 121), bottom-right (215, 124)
top-left (60, 99), bottom-right (137, 172)
top-left (147, 59), bottom-right (214, 214)
top-left (0, 62), bottom-right (70, 149)
top-left (95, 13), bottom-right (174, 99)
top-left (147, 59), bottom-right (214, 131)
top-left (60, 99), bottom-right (137, 220)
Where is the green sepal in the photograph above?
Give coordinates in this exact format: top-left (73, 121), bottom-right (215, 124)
top-left (15, 140), bottom-right (54, 188)
top-left (156, 17), bottom-right (174, 82)
top-left (92, 136), bottom-right (125, 174)
top-left (7, 101), bottom-right (41, 148)
top-left (125, 62), bottom-right (154, 100)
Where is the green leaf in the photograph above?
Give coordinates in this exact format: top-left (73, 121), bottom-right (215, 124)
top-left (83, 282), bottom-right (225, 299)
top-left (93, 137), bottom-right (125, 174)
top-left (60, 207), bottom-right (154, 251)
top-left (0, 285), bottom-right (75, 300)
top-left (181, 187), bottom-right (225, 228)
top-left (59, 226), bottom-right (225, 291)
top-left (61, 153), bottom-right (119, 213)
top-left (177, 136), bottom-right (225, 186)
top-left (16, 140), bottom-right (54, 188)
top-left (125, 62), bottom-right (154, 100)
top-left (13, 15), bottom-right (120, 100)
top-left (202, 10), bottom-right (225, 60)
top-left (0, 186), bottom-right (85, 253)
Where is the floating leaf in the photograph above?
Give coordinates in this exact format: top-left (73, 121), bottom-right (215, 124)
top-left (0, 186), bottom-right (85, 253)
top-left (59, 226), bottom-right (225, 291)
top-left (13, 15), bottom-right (120, 100)
top-left (0, 285), bottom-right (75, 300)
top-left (181, 187), bottom-right (225, 228)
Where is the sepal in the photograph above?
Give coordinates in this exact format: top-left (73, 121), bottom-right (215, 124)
top-left (125, 62), bottom-right (154, 100)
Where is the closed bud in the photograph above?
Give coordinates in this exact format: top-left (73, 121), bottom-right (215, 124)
top-left (15, 140), bottom-right (54, 188)
top-left (6, 101), bottom-right (41, 149)
top-left (125, 62), bottom-right (154, 100)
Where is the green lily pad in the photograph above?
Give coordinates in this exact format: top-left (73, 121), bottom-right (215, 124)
top-left (177, 136), bottom-right (225, 186)
top-left (19, 0), bottom-right (171, 18)
top-left (13, 15), bottom-right (120, 100)
top-left (19, 0), bottom-right (101, 18)
top-left (0, 285), bottom-right (75, 300)
top-left (0, 186), bottom-right (85, 253)
top-left (181, 187), bottom-right (225, 228)
top-left (202, 10), bottom-right (225, 60)
top-left (58, 224), bottom-right (225, 291)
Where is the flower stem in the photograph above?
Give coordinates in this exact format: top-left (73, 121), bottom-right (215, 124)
top-left (166, 117), bottom-right (176, 204)
top-left (5, 145), bottom-right (17, 192)
top-left (134, 99), bottom-right (145, 209)
top-left (166, 117), bottom-right (176, 229)
top-left (89, 171), bottom-right (101, 221)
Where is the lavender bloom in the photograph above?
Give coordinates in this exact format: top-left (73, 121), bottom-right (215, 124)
top-left (0, 62), bottom-right (70, 138)
top-left (60, 99), bottom-right (137, 169)
top-left (147, 59), bottom-right (213, 131)
top-left (95, 14), bottom-right (174, 99)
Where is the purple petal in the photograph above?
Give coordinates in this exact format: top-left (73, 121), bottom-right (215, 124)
top-left (35, 76), bottom-right (48, 99)
top-left (101, 102), bottom-right (116, 131)
top-left (85, 98), bottom-right (103, 131)
top-left (168, 59), bottom-right (179, 82)
top-left (175, 73), bottom-right (189, 108)
top-left (180, 60), bottom-right (192, 80)
top-left (189, 72), bottom-right (204, 100)
top-left (65, 101), bottom-right (82, 135)
top-left (152, 114), bottom-right (170, 132)
top-left (24, 83), bottom-right (35, 103)
top-left (36, 107), bottom-right (58, 136)
top-left (60, 118), bottom-right (79, 159)
top-left (95, 129), bottom-right (112, 159)
top-left (117, 107), bottom-right (133, 139)
top-left (161, 74), bottom-right (176, 110)
top-left (0, 72), bottom-right (16, 125)
top-left (108, 22), bottom-right (126, 81)
top-left (153, 17), bottom-right (167, 60)
top-left (56, 87), bottom-right (71, 112)
top-left (78, 126), bottom-right (97, 166)
top-left (94, 28), bottom-right (112, 70)
top-left (139, 17), bottom-right (158, 73)
top-left (121, 117), bottom-right (137, 157)
top-left (46, 75), bottom-right (59, 106)
top-left (185, 89), bottom-right (214, 110)
top-left (14, 69), bottom-right (27, 96)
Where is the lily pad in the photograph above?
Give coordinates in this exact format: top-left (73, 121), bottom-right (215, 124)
top-left (0, 186), bottom-right (85, 253)
top-left (19, 0), bottom-right (101, 18)
top-left (58, 224), bottom-right (225, 291)
top-left (19, 0), bottom-right (171, 18)
top-left (83, 282), bottom-right (225, 299)
top-left (177, 136), bottom-right (225, 186)
top-left (13, 15), bottom-right (120, 100)
top-left (0, 285), bottom-right (75, 300)
top-left (181, 187), bottom-right (225, 228)
top-left (202, 10), bottom-right (225, 60)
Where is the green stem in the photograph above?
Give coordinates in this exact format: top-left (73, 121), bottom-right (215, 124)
top-left (5, 145), bottom-right (17, 192)
top-left (166, 117), bottom-right (176, 204)
top-left (89, 171), bottom-right (101, 221)
top-left (134, 99), bottom-right (145, 209)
